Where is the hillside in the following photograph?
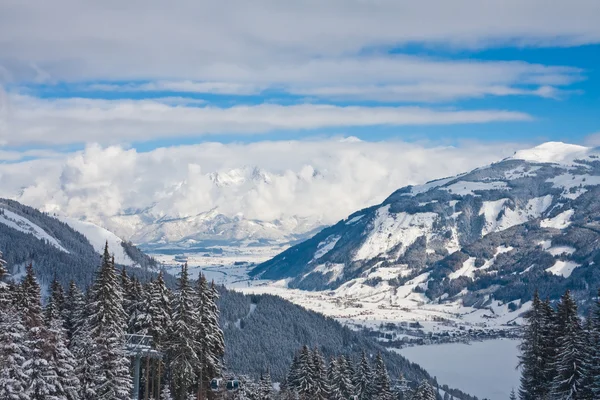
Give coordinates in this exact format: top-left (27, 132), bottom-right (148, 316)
top-left (251, 142), bottom-right (600, 307)
top-left (0, 198), bottom-right (159, 289)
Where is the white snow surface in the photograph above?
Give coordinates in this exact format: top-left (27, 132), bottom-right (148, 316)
top-left (58, 216), bottom-right (138, 266)
top-left (480, 196), bottom-right (553, 236)
top-left (547, 246), bottom-right (576, 257)
top-left (353, 205), bottom-right (438, 261)
top-left (442, 180), bottom-right (509, 196)
top-left (309, 263), bottom-right (345, 283)
top-left (345, 215), bottom-right (364, 225)
top-left (541, 209), bottom-right (574, 229)
top-left (313, 235), bottom-right (341, 260)
top-left (511, 142), bottom-right (590, 164)
top-left (449, 257), bottom-right (478, 280)
top-left (547, 173), bottom-right (600, 199)
top-left (0, 209), bottom-right (69, 253)
top-left (546, 260), bottom-right (580, 278)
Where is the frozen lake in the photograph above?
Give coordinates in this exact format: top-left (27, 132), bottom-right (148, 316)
top-left (394, 339), bottom-right (521, 400)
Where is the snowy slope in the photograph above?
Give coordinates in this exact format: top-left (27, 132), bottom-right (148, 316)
top-left (0, 209), bottom-right (70, 253)
top-left (252, 141), bottom-right (600, 308)
top-left (58, 216), bottom-right (138, 267)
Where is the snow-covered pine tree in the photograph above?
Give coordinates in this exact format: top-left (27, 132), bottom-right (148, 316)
top-left (62, 281), bottom-right (85, 345)
top-left (286, 352), bottom-right (301, 395)
top-left (411, 380), bottom-right (436, 400)
top-left (0, 267), bottom-right (29, 400)
top-left (509, 388), bottom-right (517, 400)
top-left (354, 351), bottom-right (373, 400)
top-left (540, 297), bottom-right (558, 387)
top-left (20, 264), bottom-right (61, 400)
top-left (588, 289), bottom-right (600, 397)
top-left (373, 352), bottom-right (393, 400)
top-left (127, 277), bottom-right (151, 334)
top-left (45, 277), bottom-right (65, 324)
top-left (87, 243), bottom-right (132, 400)
top-left (393, 374), bottom-right (411, 400)
top-left (160, 384), bottom-right (174, 400)
top-left (518, 290), bottom-right (548, 400)
top-left (71, 320), bottom-right (100, 400)
top-left (327, 358), bottom-right (344, 400)
top-left (0, 250), bottom-right (8, 284)
top-left (311, 347), bottom-right (329, 400)
top-left (339, 355), bottom-right (356, 399)
top-left (148, 271), bottom-right (172, 398)
top-left (296, 345), bottom-right (315, 399)
top-left (259, 369), bottom-right (273, 399)
top-left (579, 314), bottom-right (596, 400)
top-left (551, 290), bottom-right (586, 399)
top-left (47, 316), bottom-right (80, 400)
top-left (166, 263), bottom-right (200, 399)
top-left (197, 278), bottom-right (225, 396)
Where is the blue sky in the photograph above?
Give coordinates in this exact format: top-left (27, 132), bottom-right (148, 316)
top-left (0, 0), bottom-right (599, 157)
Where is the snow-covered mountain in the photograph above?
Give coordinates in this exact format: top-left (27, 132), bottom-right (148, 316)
top-left (72, 166), bottom-right (326, 251)
top-left (57, 216), bottom-right (139, 267)
top-left (252, 142), bottom-right (600, 306)
top-left (0, 198), bottom-right (160, 289)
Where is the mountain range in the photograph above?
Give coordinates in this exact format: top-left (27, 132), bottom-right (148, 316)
top-left (252, 142), bottom-right (600, 307)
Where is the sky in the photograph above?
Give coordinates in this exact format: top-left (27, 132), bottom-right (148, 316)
top-left (0, 0), bottom-right (599, 230)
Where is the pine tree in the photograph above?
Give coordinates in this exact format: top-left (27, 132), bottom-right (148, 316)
top-left (412, 381), bottom-right (436, 400)
top-left (551, 290), bottom-right (586, 400)
top-left (311, 347), bottom-right (329, 400)
top-left (393, 374), bottom-right (411, 400)
top-left (47, 316), bottom-right (80, 400)
top-left (587, 289), bottom-right (600, 398)
top-left (373, 353), bottom-right (393, 400)
top-left (88, 242), bottom-right (132, 400)
top-left (509, 388), bottom-right (517, 400)
top-left (355, 351), bottom-right (373, 400)
top-left (0, 277), bottom-right (29, 400)
top-left (259, 369), bottom-right (273, 400)
top-left (148, 271), bottom-right (172, 398)
top-left (339, 355), bottom-right (356, 399)
top-left (327, 358), bottom-right (344, 400)
top-left (20, 264), bottom-right (61, 400)
top-left (540, 297), bottom-right (558, 388)
top-left (0, 250), bottom-right (9, 284)
top-left (160, 385), bottom-right (174, 400)
top-left (194, 276), bottom-right (225, 397)
top-left (296, 345), bottom-right (315, 399)
top-left (518, 290), bottom-right (548, 400)
top-left (166, 263), bottom-right (200, 399)
top-left (45, 277), bottom-right (65, 324)
top-left (63, 281), bottom-right (85, 344)
top-left (71, 320), bottom-right (100, 400)
top-left (286, 353), bottom-right (301, 395)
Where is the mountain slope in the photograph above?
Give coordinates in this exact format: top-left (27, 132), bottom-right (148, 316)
top-left (251, 142), bottom-right (600, 305)
top-left (0, 199), bottom-right (158, 289)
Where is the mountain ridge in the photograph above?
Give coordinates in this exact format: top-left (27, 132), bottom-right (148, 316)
top-left (251, 142), bottom-right (600, 306)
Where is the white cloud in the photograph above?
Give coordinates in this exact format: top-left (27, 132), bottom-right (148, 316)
top-left (63, 57), bottom-right (583, 102)
top-left (0, 1), bottom-right (596, 84)
top-left (0, 93), bottom-right (531, 146)
top-left (0, 139), bottom-right (526, 238)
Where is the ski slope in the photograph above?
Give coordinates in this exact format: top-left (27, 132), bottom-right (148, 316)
top-left (58, 216), bottom-right (138, 266)
top-left (0, 209), bottom-right (70, 253)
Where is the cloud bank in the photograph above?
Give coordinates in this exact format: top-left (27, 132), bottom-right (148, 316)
top-left (0, 139), bottom-right (525, 239)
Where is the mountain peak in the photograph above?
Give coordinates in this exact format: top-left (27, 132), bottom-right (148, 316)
top-left (510, 141), bottom-right (590, 164)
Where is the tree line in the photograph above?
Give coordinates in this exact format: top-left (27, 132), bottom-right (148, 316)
top-left (0, 245), bottom-right (224, 400)
top-left (518, 289), bottom-right (600, 400)
top-left (278, 345), bottom-right (441, 400)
